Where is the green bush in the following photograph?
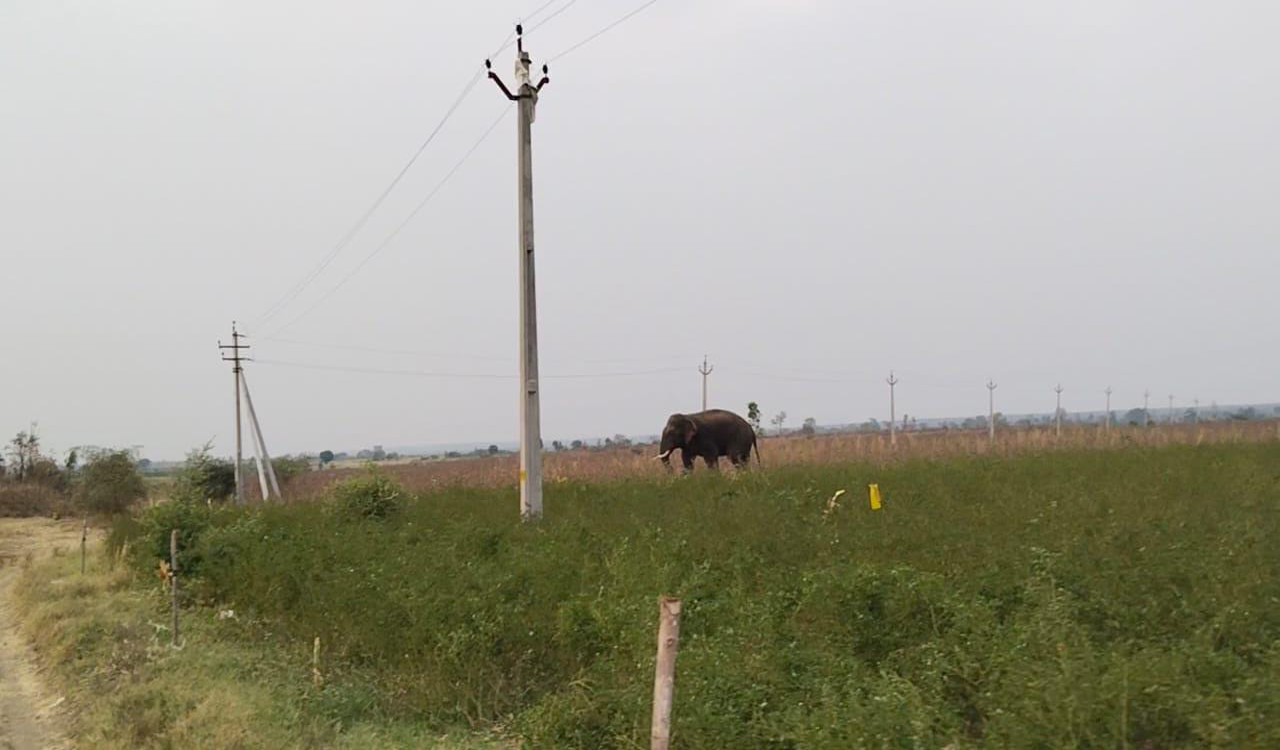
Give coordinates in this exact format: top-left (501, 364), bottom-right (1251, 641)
top-left (171, 443), bottom-right (235, 503)
top-left (327, 470), bottom-right (404, 520)
top-left (75, 450), bottom-right (146, 515)
top-left (127, 499), bottom-right (222, 576)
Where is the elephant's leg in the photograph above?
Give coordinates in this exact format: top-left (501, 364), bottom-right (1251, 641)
top-left (704, 454), bottom-right (719, 470)
top-left (681, 449), bottom-right (696, 473)
top-left (729, 452), bottom-right (746, 467)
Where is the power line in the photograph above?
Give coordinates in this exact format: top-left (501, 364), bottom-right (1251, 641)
top-left (253, 358), bottom-right (686, 380)
top-left (251, 69), bottom-right (488, 329)
top-left (527, 0), bottom-right (581, 35)
top-left (254, 2), bottom-right (577, 331)
top-left (549, 0), bottom-right (662, 63)
top-left (263, 105), bottom-right (512, 337)
top-left (259, 336), bottom-right (699, 365)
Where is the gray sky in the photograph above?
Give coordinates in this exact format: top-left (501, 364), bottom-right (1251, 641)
top-left (3, 1), bottom-right (1277, 459)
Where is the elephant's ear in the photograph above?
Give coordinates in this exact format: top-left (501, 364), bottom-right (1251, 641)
top-left (683, 418), bottom-right (698, 442)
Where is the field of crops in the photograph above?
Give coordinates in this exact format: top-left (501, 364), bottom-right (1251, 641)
top-left (267, 420), bottom-right (1279, 500)
top-left (110, 437), bottom-right (1280, 748)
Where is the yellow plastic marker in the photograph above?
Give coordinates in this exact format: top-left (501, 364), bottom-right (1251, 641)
top-left (869, 483), bottom-right (883, 510)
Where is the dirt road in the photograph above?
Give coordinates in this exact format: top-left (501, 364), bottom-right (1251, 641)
top-left (0, 518), bottom-right (80, 750)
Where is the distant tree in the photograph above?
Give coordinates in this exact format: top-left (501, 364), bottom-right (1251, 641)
top-left (859, 418), bottom-right (881, 434)
top-left (993, 412), bottom-right (1009, 428)
top-left (1124, 408), bottom-right (1149, 426)
top-left (801, 417), bottom-right (817, 436)
top-left (64, 448), bottom-right (79, 473)
top-left (571, 439), bottom-right (584, 451)
top-left (356, 450), bottom-right (373, 460)
top-left (747, 402), bottom-right (762, 434)
top-left (612, 434), bottom-right (632, 447)
top-left (771, 411), bottom-right (787, 436)
top-left (76, 449), bottom-right (145, 515)
top-left (385, 452), bottom-right (401, 460)
top-left (371, 445), bottom-right (387, 461)
top-left (488, 444), bottom-right (500, 455)
top-left (319, 450), bottom-right (335, 466)
top-left (551, 440), bottom-right (565, 451)
top-left (1183, 409), bottom-right (1198, 424)
top-left (445, 451), bottom-right (462, 459)
top-left (7, 428), bottom-right (41, 482)
top-left (172, 442), bottom-right (235, 503)
top-left (137, 457), bottom-right (153, 471)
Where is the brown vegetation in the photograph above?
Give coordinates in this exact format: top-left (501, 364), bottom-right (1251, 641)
top-left (268, 419), bottom-right (1280, 502)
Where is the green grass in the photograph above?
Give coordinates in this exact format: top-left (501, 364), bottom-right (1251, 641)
top-left (28, 442), bottom-right (1280, 748)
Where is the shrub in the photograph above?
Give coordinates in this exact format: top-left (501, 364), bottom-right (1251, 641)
top-left (76, 450), bottom-right (146, 515)
top-left (327, 470), bottom-right (404, 520)
top-left (172, 443), bottom-right (235, 503)
top-left (128, 499), bottom-right (221, 576)
top-left (0, 483), bottom-right (70, 517)
top-left (271, 455), bottom-right (311, 485)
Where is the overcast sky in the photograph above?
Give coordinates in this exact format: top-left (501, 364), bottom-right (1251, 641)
top-left (2, 1), bottom-right (1277, 459)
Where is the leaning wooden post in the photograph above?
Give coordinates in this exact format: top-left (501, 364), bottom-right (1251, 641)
top-left (312, 637), bottom-right (323, 687)
top-left (80, 517), bottom-right (88, 575)
top-left (651, 597), bottom-right (683, 750)
top-left (169, 529), bottom-right (180, 646)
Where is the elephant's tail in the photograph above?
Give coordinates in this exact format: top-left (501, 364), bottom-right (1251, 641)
top-left (753, 435), bottom-right (763, 467)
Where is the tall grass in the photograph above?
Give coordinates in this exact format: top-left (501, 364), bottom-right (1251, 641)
top-left (120, 441), bottom-right (1280, 748)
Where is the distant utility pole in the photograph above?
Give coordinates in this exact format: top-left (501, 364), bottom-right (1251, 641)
top-left (1143, 389), bottom-right (1151, 428)
top-left (218, 322), bottom-right (248, 506)
top-left (887, 371), bottom-right (899, 447)
top-left (698, 355), bottom-right (714, 412)
top-left (1168, 394), bottom-right (1175, 424)
top-left (1054, 384), bottom-right (1064, 437)
top-left (1105, 386), bottom-right (1113, 432)
top-left (1193, 397), bottom-right (1200, 423)
top-left (488, 26), bottom-right (550, 522)
top-left (986, 379), bottom-right (998, 445)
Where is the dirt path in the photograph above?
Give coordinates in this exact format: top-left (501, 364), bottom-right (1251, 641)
top-left (0, 518), bottom-right (81, 750)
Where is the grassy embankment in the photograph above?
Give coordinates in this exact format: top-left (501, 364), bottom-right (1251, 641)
top-left (17, 440), bottom-right (1280, 748)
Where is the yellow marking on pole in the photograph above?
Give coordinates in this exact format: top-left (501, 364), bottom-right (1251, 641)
top-left (519, 470), bottom-right (528, 482)
top-left (869, 484), bottom-right (883, 510)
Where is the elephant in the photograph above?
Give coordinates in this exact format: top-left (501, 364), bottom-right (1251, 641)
top-left (655, 409), bottom-right (761, 471)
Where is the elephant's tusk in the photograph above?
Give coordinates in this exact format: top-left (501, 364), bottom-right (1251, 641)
top-left (655, 450), bottom-right (673, 460)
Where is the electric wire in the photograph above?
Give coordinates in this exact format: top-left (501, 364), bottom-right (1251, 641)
top-left (254, 0), bottom-right (577, 330)
top-left (262, 105), bottom-right (512, 338)
top-left (253, 358), bottom-right (687, 380)
top-left (251, 69), bottom-right (487, 329)
top-left (549, 0), bottom-right (661, 62)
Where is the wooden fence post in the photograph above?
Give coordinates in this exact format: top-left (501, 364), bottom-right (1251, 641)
top-left (170, 529), bottom-right (180, 646)
top-left (80, 517), bottom-right (88, 575)
top-left (312, 637), bottom-right (323, 687)
top-left (651, 597), bottom-right (682, 750)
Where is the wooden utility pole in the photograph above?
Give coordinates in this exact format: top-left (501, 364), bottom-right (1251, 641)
top-left (698, 356), bottom-right (713, 412)
top-left (1054, 384), bottom-right (1064, 437)
top-left (218, 322), bottom-right (249, 505)
top-left (1105, 386), bottom-right (1113, 432)
top-left (887, 371), bottom-right (899, 447)
top-left (986, 380), bottom-right (998, 445)
top-left (170, 529), bottom-right (180, 646)
top-left (650, 597), bottom-right (683, 750)
top-left (488, 26), bottom-right (551, 521)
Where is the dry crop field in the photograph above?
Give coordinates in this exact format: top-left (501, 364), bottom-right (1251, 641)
top-left (263, 419), bottom-right (1279, 502)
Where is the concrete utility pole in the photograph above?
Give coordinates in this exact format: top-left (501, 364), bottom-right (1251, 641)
top-left (887, 371), bottom-right (899, 447)
top-left (1168, 394), bottom-right (1175, 424)
top-left (1054, 384), bottom-right (1064, 437)
top-left (698, 355), bottom-right (713, 412)
top-left (986, 379), bottom-right (998, 445)
top-left (488, 26), bottom-right (550, 521)
top-left (218, 322), bottom-right (248, 505)
top-left (1105, 386), bottom-right (1113, 432)
top-left (1143, 388), bottom-right (1151, 427)
top-left (1193, 397), bottom-right (1200, 423)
